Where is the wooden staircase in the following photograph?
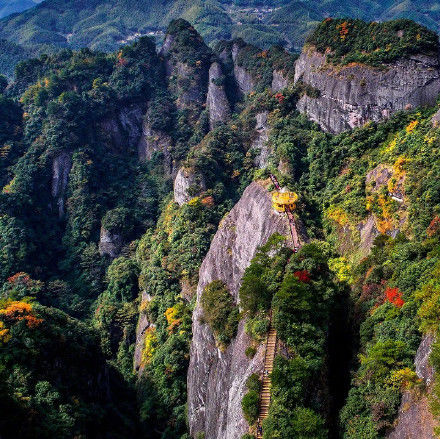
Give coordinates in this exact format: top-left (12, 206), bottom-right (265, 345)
top-left (256, 325), bottom-right (277, 439)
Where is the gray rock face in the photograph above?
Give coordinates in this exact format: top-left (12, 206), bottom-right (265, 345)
top-left (231, 42), bottom-right (255, 95)
top-left (137, 109), bottom-right (173, 175)
top-left (99, 105), bottom-right (144, 151)
top-left (432, 107), bottom-right (440, 126)
top-left (173, 167), bottom-right (206, 206)
top-left (295, 47), bottom-right (440, 133)
top-left (272, 70), bottom-right (289, 91)
top-left (234, 64), bottom-right (255, 95)
top-left (51, 152), bottom-right (72, 218)
top-left (98, 227), bottom-right (123, 258)
top-left (207, 62), bottom-right (231, 129)
top-left (387, 334), bottom-right (438, 439)
top-left (118, 105), bottom-right (144, 148)
top-left (251, 112), bottom-right (271, 168)
top-left (187, 181), bottom-right (290, 439)
top-left (416, 333), bottom-right (435, 387)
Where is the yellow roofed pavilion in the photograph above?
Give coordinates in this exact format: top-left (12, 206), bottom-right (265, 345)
top-left (272, 191), bottom-right (298, 213)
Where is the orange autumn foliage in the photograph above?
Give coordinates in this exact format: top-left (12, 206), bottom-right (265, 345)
top-left (0, 301), bottom-right (43, 328)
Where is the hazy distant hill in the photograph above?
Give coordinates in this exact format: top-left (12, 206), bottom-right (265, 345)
top-left (0, 0), bottom-right (440, 77)
top-left (0, 0), bottom-right (41, 18)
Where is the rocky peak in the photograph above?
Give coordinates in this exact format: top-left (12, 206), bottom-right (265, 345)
top-left (387, 334), bottom-right (438, 439)
top-left (173, 166), bottom-right (206, 206)
top-left (137, 106), bottom-right (173, 176)
top-left (160, 19), bottom-right (212, 118)
top-left (251, 111), bottom-right (271, 168)
top-left (98, 227), bottom-right (123, 258)
top-left (206, 61), bottom-right (231, 129)
top-left (272, 69), bottom-right (289, 91)
top-left (187, 181), bottom-right (291, 439)
top-left (294, 46), bottom-right (440, 133)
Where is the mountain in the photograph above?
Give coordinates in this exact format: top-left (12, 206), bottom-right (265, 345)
top-left (0, 0), bottom-right (41, 19)
top-left (2, 16), bottom-right (440, 439)
top-left (2, 0), bottom-right (440, 78)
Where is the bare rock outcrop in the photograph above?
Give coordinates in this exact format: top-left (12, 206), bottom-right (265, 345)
top-left (295, 47), bottom-right (440, 133)
top-left (51, 152), bottom-right (72, 218)
top-left (187, 181), bottom-right (291, 439)
top-left (98, 227), bottom-right (123, 258)
top-left (387, 334), bottom-right (438, 439)
top-left (231, 42), bottom-right (255, 95)
top-left (251, 112), bottom-right (271, 168)
top-left (137, 109), bottom-right (173, 175)
top-left (272, 69), bottom-right (289, 91)
top-left (206, 62), bottom-right (231, 129)
top-left (99, 105), bottom-right (144, 151)
top-left (159, 23), bottom-right (211, 122)
top-left (173, 167), bottom-right (206, 206)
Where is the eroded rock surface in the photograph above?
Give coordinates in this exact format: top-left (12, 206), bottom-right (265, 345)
top-left (252, 112), bottom-right (271, 168)
top-left (295, 47), bottom-right (440, 133)
top-left (137, 109), bottom-right (173, 175)
top-left (388, 334), bottom-right (438, 439)
top-left (173, 167), bottom-right (206, 206)
top-left (98, 227), bottom-right (123, 258)
top-left (51, 152), bottom-right (72, 218)
top-left (207, 62), bottom-right (231, 129)
top-left (134, 291), bottom-right (153, 375)
top-left (272, 69), bottom-right (289, 91)
top-left (187, 181), bottom-right (290, 439)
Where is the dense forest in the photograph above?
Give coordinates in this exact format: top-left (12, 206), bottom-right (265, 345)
top-left (1, 14), bottom-right (440, 439)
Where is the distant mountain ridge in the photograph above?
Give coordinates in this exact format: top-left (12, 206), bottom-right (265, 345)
top-left (1, 0), bottom-right (440, 78)
top-left (0, 0), bottom-right (41, 18)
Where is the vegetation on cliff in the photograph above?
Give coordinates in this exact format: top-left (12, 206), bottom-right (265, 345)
top-left (308, 18), bottom-right (439, 67)
top-left (3, 13), bottom-right (440, 439)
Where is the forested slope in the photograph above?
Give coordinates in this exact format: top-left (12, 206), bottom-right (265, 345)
top-left (1, 16), bottom-right (440, 439)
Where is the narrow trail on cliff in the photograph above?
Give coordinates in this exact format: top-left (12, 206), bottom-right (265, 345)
top-left (256, 175), bottom-right (302, 438)
top-left (256, 325), bottom-right (277, 438)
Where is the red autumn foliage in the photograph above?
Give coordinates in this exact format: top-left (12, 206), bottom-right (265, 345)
top-left (7, 272), bottom-right (31, 285)
top-left (427, 216), bottom-right (440, 237)
top-left (274, 92), bottom-right (285, 104)
top-left (385, 287), bottom-right (404, 308)
top-left (294, 270), bottom-right (311, 283)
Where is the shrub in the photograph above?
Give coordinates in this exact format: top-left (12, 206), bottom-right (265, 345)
top-left (245, 346), bottom-right (257, 358)
top-left (241, 390), bottom-right (259, 424)
top-left (201, 280), bottom-right (239, 347)
top-left (307, 18), bottom-right (439, 67)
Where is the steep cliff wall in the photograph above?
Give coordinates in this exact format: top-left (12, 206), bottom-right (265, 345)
top-left (51, 152), bottom-right (72, 218)
top-left (387, 334), bottom-right (438, 439)
top-left (295, 47), bottom-right (440, 133)
top-left (187, 181), bottom-right (291, 439)
top-left (251, 112), bottom-right (271, 169)
top-left (206, 62), bottom-right (231, 129)
top-left (173, 167), bottom-right (206, 206)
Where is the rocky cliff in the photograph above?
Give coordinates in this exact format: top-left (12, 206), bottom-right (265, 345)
top-left (51, 152), bottom-right (72, 218)
top-left (173, 166), bottom-right (206, 206)
top-left (295, 47), bottom-right (440, 133)
top-left (206, 62), bottom-right (231, 129)
top-left (187, 181), bottom-right (291, 439)
top-left (387, 334), bottom-right (438, 439)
